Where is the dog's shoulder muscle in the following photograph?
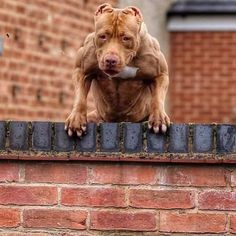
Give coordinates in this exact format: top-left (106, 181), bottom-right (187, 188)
top-left (134, 29), bottom-right (168, 77)
top-left (75, 33), bottom-right (97, 72)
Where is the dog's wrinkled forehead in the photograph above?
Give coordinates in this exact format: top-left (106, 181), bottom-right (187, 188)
top-left (94, 3), bottom-right (143, 33)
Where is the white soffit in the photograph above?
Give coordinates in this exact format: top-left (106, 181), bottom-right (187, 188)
top-left (167, 15), bottom-right (236, 31)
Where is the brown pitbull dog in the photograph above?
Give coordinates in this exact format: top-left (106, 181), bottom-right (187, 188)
top-left (65, 3), bottom-right (170, 136)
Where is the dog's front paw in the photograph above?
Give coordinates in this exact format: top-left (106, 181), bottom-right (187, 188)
top-left (65, 110), bottom-right (87, 137)
top-left (148, 110), bottom-right (170, 133)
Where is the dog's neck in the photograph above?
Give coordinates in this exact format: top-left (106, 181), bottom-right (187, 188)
top-left (112, 66), bottom-right (139, 79)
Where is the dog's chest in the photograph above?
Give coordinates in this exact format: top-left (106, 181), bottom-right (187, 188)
top-left (95, 74), bottom-right (145, 97)
top-left (94, 71), bottom-right (151, 113)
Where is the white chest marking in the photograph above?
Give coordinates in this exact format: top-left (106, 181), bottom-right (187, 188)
top-left (112, 66), bottom-right (139, 79)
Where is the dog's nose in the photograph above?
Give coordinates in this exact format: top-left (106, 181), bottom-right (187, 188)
top-left (105, 55), bottom-right (118, 68)
top-left (106, 58), bottom-right (117, 66)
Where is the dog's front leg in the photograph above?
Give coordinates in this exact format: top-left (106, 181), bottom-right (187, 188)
top-left (65, 68), bottom-right (92, 137)
top-left (148, 72), bottom-right (170, 133)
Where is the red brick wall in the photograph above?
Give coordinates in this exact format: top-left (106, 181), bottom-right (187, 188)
top-left (0, 0), bottom-right (116, 121)
top-left (170, 32), bottom-right (236, 123)
top-left (0, 161), bottom-right (235, 234)
top-left (0, 120), bottom-right (235, 234)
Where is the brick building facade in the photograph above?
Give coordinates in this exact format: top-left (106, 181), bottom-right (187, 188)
top-left (0, 0), bottom-right (116, 121)
top-left (168, 0), bottom-right (236, 123)
top-left (0, 0), bottom-right (236, 124)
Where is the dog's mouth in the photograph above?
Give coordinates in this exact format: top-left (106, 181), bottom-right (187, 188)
top-left (103, 69), bottom-right (120, 77)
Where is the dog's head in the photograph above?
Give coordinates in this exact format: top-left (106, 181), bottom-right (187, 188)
top-left (94, 3), bottom-right (143, 76)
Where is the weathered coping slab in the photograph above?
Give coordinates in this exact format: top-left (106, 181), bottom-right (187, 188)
top-left (0, 121), bottom-right (235, 163)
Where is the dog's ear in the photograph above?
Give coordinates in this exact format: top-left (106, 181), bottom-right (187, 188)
top-left (123, 6), bottom-right (143, 21)
top-left (95, 3), bottom-right (113, 16)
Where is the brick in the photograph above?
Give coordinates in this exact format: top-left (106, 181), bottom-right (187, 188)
top-left (32, 122), bottom-right (52, 151)
top-left (100, 123), bottom-right (120, 152)
top-left (91, 164), bottom-right (156, 185)
top-left (60, 234), bottom-right (93, 236)
top-left (130, 189), bottom-right (194, 209)
top-left (25, 163), bottom-right (87, 184)
top-left (231, 169), bottom-right (236, 186)
top-left (91, 211), bottom-right (157, 231)
top-left (230, 215), bottom-right (236, 233)
top-left (0, 234), bottom-right (52, 236)
top-left (168, 124), bottom-right (189, 153)
top-left (0, 162), bottom-right (19, 182)
top-left (95, 234), bottom-right (159, 236)
top-left (147, 128), bottom-right (166, 153)
top-left (123, 123), bottom-right (142, 153)
top-left (61, 187), bottom-right (126, 207)
top-left (9, 121), bottom-right (29, 150)
top-left (158, 165), bottom-right (227, 187)
top-left (192, 124), bottom-right (213, 153)
top-left (0, 186), bottom-right (57, 205)
top-left (160, 212), bottom-right (226, 233)
top-left (199, 191), bottom-right (236, 210)
top-left (217, 125), bottom-right (236, 153)
top-left (23, 209), bottom-right (87, 230)
top-left (76, 123), bottom-right (96, 152)
top-left (0, 208), bottom-right (20, 227)
top-left (54, 122), bottom-right (74, 152)
top-left (105, 234), bottom-right (159, 236)
top-left (0, 121), bottom-right (6, 149)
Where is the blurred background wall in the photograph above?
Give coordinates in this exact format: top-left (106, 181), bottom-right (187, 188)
top-left (0, 0), bottom-right (236, 123)
top-left (0, 0), bottom-right (116, 121)
top-left (168, 0), bottom-right (236, 123)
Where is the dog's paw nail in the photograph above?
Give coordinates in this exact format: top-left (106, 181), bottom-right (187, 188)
top-left (68, 129), bottom-right (73, 136)
top-left (68, 130), bottom-right (73, 136)
top-left (153, 126), bottom-right (159, 133)
top-left (161, 124), bottom-right (167, 133)
top-left (148, 123), bottom-right (152, 129)
top-left (64, 125), bottom-right (68, 130)
top-left (81, 125), bottom-right (87, 132)
top-left (77, 130), bottom-right (82, 137)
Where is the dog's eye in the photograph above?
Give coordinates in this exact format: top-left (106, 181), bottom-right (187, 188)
top-left (122, 36), bottom-right (131, 42)
top-left (99, 34), bottom-right (107, 40)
